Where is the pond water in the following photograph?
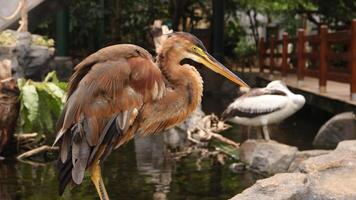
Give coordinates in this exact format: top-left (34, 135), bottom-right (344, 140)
top-left (0, 99), bottom-right (332, 200)
top-left (0, 135), bottom-right (263, 200)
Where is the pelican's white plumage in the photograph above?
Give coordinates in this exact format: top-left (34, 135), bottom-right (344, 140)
top-left (222, 80), bottom-right (305, 139)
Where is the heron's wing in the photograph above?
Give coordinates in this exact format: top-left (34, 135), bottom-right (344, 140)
top-left (55, 45), bottom-right (165, 192)
top-left (222, 89), bottom-right (288, 119)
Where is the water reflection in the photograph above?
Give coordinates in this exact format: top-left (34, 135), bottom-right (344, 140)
top-left (134, 133), bottom-right (172, 200)
top-left (0, 126), bottom-right (262, 200)
top-left (0, 162), bottom-right (16, 200)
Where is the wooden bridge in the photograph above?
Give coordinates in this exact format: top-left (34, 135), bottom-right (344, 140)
top-left (259, 20), bottom-right (356, 102)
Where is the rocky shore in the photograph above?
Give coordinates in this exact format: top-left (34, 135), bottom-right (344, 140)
top-left (230, 140), bottom-right (356, 200)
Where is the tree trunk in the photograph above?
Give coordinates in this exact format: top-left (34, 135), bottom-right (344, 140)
top-left (0, 78), bottom-right (20, 156)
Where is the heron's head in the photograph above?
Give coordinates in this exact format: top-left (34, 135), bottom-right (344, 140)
top-left (160, 32), bottom-right (249, 88)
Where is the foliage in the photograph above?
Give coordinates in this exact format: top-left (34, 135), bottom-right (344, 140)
top-left (234, 38), bottom-right (256, 60)
top-left (212, 141), bottom-right (240, 160)
top-left (32, 35), bottom-right (55, 47)
top-left (31, 0), bottom-right (356, 60)
top-left (67, 0), bottom-right (171, 56)
top-left (0, 30), bottom-right (16, 46)
top-left (0, 30), bottom-right (55, 47)
top-left (18, 71), bottom-right (67, 134)
top-left (300, 0), bottom-right (356, 29)
top-left (224, 20), bottom-right (247, 57)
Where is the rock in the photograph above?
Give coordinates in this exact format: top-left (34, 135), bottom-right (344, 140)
top-left (0, 30), bottom-right (54, 80)
top-left (288, 150), bottom-right (331, 172)
top-left (306, 167), bottom-right (356, 200)
top-left (240, 140), bottom-right (298, 174)
top-left (49, 56), bottom-right (74, 80)
top-left (298, 141), bottom-right (356, 174)
top-left (298, 149), bottom-right (356, 174)
top-left (229, 162), bottom-right (245, 173)
top-left (230, 173), bottom-right (308, 200)
top-left (296, 140), bottom-right (356, 199)
top-left (313, 112), bottom-right (356, 149)
top-left (23, 45), bottom-right (54, 80)
top-left (233, 140), bottom-right (356, 200)
top-left (335, 140), bottom-right (356, 152)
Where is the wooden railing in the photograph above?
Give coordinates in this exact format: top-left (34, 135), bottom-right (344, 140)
top-left (259, 20), bottom-right (356, 100)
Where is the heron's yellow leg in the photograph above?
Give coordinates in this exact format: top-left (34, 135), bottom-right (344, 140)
top-left (90, 162), bottom-right (109, 200)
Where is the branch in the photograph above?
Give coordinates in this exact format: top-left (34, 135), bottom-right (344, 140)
top-left (207, 131), bottom-right (240, 148)
top-left (246, 9), bottom-right (259, 48)
top-left (14, 133), bottom-right (38, 140)
top-left (17, 145), bottom-right (58, 160)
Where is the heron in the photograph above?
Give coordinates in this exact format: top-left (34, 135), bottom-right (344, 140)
top-left (222, 80), bottom-right (305, 140)
top-left (53, 32), bottom-right (248, 200)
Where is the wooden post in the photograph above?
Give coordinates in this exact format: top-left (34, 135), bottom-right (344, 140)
top-left (319, 25), bottom-right (328, 93)
top-left (270, 35), bottom-right (275, 77)
top-left (56, 7), bottom-right (69, 56)
top-left (281, 32), bottom-right (289, 77)
top-left (351, 20), bottom-right (356, 100)
top-left (297, 29), bottom-right (305, 86)
top-left (259, 37), bottom-right (265, 73)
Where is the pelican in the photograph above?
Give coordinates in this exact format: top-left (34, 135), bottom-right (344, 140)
top-left (222, 80), bottom-right (305, 140)
top-left (53, 32), bottom-right (248, 200)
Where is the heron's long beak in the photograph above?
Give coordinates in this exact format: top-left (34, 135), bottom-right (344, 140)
top-left (197, 50), bottom-right (250, 88)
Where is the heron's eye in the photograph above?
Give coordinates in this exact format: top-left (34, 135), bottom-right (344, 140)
top-left (192, 46), bottom-right (198, 52)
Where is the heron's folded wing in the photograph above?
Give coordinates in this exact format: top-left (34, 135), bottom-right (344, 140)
top-left (54, 45), bottom-right (165, 190)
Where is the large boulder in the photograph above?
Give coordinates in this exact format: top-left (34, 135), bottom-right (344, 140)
top-left (0, 30), bottom-right (54, 80)
top-left (240, 140), bottom-right (298, 174)
top-left (230, 173), bottom-right (308, 200)
top-left (299, 140), bottom-right (356, 200)
top-left (313, 112), bottom-right (356, 149)
top-left (288, 150), bottom-right (331, 172)
top-left (306, 167), bottom-right (356, 200)
top-left (235, 140), bottom-right (356, 200)
top-left (298, 141), bottom-right (356, 173)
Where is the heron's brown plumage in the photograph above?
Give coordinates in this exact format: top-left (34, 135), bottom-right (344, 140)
top-left (56, 35), bottom-right (205, 194)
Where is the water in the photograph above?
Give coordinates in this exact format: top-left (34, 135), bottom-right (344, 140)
top-left (0, 135), bottom-right (263, 200)
top-left (0, 103), bottom-right (331, 199)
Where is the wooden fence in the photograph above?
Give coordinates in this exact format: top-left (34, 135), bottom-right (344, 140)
top-left (259, 20), bottom-right (356, 100)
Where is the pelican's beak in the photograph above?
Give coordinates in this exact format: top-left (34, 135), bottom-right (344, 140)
top-left (195, 47), bottom-right (250, 88)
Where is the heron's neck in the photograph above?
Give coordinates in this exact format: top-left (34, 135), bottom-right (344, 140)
top-left (157, 51), bottom-right (203, 112)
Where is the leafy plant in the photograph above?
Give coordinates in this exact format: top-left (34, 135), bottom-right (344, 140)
top-left (0, 30), bottom-right (16, 46)
top-left (32, 35), bottom-right (55, 47)
top-left (18, 71), bottom-right (67, 134)
top-left (234, 37), bottom-right (257, 63)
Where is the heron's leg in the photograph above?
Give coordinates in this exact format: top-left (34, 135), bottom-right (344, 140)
top-left (90, 161), bottom-right (109, 200)
top-left (262, 125), bottom-right (271, 140)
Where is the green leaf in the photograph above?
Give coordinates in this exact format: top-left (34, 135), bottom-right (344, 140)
top-left (17, 78), bottom-right (26, 88)
top-left (17, 71), bottom-right (68, 134)
top-left (21, 82), bottom-right (39, 123)
top-left (45, 83), bottom-right (66, 103)
top-left (37, 91), bottom-right (55, 132)
top-left (44, 71), bottom-right (59, 83)
top-left (213, 141), bottom-right (240, 160)
top-left (56, 82), bottom-right (68, 91)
